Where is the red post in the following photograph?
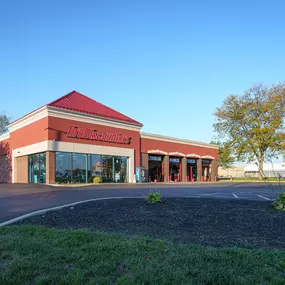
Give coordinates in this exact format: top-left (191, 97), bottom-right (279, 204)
top-left (156, 166), bottom-right (158, 181)
top-left (190, 166), bottom-right (192, 182)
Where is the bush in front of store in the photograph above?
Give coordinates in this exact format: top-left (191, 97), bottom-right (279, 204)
top-left (146, 192), bottom-right (162, 204)
top-left (273, 192), bottom-right (285, 211)
top-left (93, 177), bottom-right (103, 184)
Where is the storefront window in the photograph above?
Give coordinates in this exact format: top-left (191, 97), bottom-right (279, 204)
top-left (114, 156), bottom-right (128, 183)
top-left (55, 152), bottom-right (72, 183)
top-left (89, 154), bottom-right (112, 182)
top-left (88, 154), bottom-right (128, 183)
top-left (101, 155), bottom-right (113, 182)
top-left (28, 152), bottom-right (46, 183)
top-left (55, 152), bottom-right (129, 184)
top-left (89, 154), bottom-right (102, 182)
top-left (72, 153), bottom-right (87, 183)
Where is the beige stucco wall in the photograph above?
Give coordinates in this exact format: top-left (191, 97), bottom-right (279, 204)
top-left (15, 155), bottom-right (28, 183)
top-left (218, 166), bottom-right (245, 177)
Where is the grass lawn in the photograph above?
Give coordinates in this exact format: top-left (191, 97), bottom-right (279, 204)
top-left (1, 226), bottom-right (285, 285)
top-left (2, 198), bottom-right (285, 284)
top-left (218, 177), bottom-right (285, 182)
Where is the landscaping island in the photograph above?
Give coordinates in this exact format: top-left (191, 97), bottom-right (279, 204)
top-left (1, 198), bottom-right (285, 284)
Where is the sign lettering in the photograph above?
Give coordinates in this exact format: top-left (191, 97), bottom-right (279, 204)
top-left (67, 125), bottom-right (131, 145)
top-left (169, 158), bottom-right (180, 163)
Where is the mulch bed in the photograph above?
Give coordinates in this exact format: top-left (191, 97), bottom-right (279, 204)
top-left (14, 198), bottom-right (285, 249)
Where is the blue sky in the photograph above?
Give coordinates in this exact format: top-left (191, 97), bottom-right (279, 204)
top-left (1, 0), bottom-right (285, 147)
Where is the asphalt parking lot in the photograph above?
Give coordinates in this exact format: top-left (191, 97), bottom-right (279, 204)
top-left (0, 182), bottom-right (283, 223)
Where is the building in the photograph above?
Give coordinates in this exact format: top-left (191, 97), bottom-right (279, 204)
top-left (0, 91), bottom-right (218, 184)
top-left (218, 165), bottom-right (245, 178)
top-left (244, 163), bottom-right (285, 178)
top-left (218, 163), bottom-right (285, 178)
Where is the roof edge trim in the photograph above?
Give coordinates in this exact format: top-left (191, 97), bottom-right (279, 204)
top-left (48, 106), bottom-right (143, 128)
top-left (186, 153), bottom-right (201, 158)
top-left (148, 149), bottom-right (168, 155)
top-left (202, 155), bottom-right (215, 159)
top-left (141, 132), bottom-right (219, 149)
top-left (7, 105), bottom-right (143, 133)
top-left (0, 132), bottom-right (10, 142)
top-left (8, 106), bottom-right (48, 132)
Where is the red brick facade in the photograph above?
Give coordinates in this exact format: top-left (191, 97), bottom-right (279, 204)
top-left (0, 138), bottom-right (11, 183)
top-left (0, 154), bottom-right (10, 183)
top-left (141, 138), bottom-right (218, 159)
top-left (0, 91), bottom-right (218, 184)
top-left (140, 136), bottom-right (219, 182)
top-left (9, 117), bottom-right (49, 150)
top-left (48, 116), bottom-right (141, 168)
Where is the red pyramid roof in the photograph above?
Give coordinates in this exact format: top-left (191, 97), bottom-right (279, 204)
top-left (47, 91), bottom-right (142, 126)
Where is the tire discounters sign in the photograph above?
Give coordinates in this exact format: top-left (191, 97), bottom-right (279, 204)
top-left (67, 125), bottom-right (131, 144)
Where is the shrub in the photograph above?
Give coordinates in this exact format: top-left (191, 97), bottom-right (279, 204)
top-left (93, 177), bottom-right (102, 184)
top-left (146, 192), bottom-right (162, 204)
top-left (272, 192), bottom-right (285, 211)
top-left (88, 176), bottom-right (94, 183)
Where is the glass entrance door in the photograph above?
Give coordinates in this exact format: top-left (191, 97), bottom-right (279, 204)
top-left (114, 156), bottom-right (128, 183)
top-left (28, 153), bottom-right (46, 183)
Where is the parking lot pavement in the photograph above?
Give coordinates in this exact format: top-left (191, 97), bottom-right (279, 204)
top-left (0, 182), bottom-right (283, 223)
top-left (196, 192), bottom-right (277, 201)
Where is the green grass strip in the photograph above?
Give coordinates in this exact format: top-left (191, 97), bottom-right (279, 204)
top-left (0, 226), bottom-right (285, 285)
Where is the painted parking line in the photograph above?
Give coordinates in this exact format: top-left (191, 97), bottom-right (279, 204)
top-left (257, 195), bottom-right (272, 201)
top-left (185, 192), bottom-right (277, 201)
top-left (199, 193), bottom-right (226, 196)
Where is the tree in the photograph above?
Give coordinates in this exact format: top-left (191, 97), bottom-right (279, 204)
top-left (210, 140), bottom-right (235, 169)
top-left (0, 113), bottom-right (9, 135)
top-left (214, 83), bottom-right (285, 179)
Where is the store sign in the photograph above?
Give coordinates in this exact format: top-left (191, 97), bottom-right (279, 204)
top-left (149, 156), bottom-right (162, 161)
top-left (202, 159), bottom-right (211, 166)
top-left (187, 159), bottom-right (196, 164)
top-left (67, 125), bottom-right (131, 144)
top-left (169, 158), bottom-right (180, 163)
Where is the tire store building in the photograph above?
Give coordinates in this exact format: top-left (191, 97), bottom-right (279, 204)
top-left (0, 91), bottom-right (218, 184)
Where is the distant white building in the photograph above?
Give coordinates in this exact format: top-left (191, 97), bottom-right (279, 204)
top-left (244, 162), bottom-right (285, 178)
top-left (218, 162), bottom-right (285, 178)
top-left (218, 166), bottom-right (245, 178)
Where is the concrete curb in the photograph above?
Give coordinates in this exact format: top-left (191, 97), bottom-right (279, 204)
top-left (48, 181), bottom-right (224, 188)
top-left (0, 196), bottom-right (144, 227)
